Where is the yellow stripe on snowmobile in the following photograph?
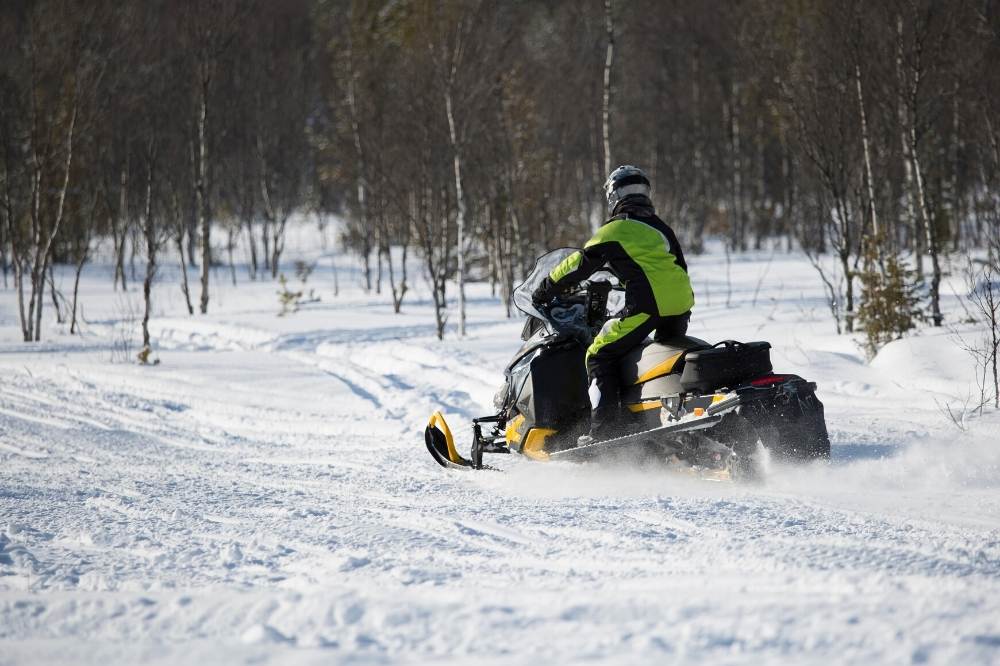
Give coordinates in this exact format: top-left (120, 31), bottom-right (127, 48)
top-left (522, 427), bottom-right (556, 461)
top-left (505, 414), bottom-right (526, 446)
top-left (427, 411), bottom-right (462, 464)
top-left (634, 352), bottom-right (683, 385)
top-left (627, 400), bottom-right (662, 413)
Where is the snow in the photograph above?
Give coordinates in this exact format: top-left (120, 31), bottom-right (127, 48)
top-left (1, 222), bottom-right (999, 665)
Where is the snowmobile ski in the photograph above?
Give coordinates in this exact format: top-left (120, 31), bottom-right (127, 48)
top-left (425, 411), bottom-right (475, 469)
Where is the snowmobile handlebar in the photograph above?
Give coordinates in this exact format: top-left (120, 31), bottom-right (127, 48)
top-left (532, 279), bottom-right (617, 340)
top-left (578, 278), bottom-right (623, 292)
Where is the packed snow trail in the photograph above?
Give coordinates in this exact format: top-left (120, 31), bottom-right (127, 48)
top-left (2, 235), bottom-right (999, 665)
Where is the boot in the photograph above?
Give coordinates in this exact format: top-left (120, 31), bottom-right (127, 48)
top-left (577, 372), bottom-right (620, 446)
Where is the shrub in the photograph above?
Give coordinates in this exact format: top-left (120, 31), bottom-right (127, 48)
top-left (856, 237), bottom-right (923, 361)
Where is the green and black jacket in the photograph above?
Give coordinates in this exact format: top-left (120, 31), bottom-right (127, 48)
top-left (535, 200), bottom-right (694, 317)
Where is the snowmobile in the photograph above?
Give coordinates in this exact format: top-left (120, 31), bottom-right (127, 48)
top-left (424, 248), bottom-right (830, 481)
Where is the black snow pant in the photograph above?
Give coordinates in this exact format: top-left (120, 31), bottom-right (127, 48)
top-left (585, 310), bottom-right (691, 438)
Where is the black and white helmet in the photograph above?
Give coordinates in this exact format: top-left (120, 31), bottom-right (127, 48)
top-left (604, 165), bottom-right (651, 212)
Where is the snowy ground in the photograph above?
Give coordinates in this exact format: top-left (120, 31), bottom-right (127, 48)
top-left (2, 222), bottom-right (999, 665)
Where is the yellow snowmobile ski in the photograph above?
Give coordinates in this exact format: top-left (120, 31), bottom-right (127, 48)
top-left (424, 411), bottom-right (474, 469)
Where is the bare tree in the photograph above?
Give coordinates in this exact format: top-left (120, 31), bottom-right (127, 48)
top-left (179, 0), bottom-right (251, 315)
top-left (139, 136), bottom-right (161, 362)
top-left (958, 261), bottom-right (1000, 410)
top-left (601, 0), bottom-right (615, 177)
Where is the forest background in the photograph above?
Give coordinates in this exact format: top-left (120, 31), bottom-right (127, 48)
top-left (1, 0), bottom-right (998, 366)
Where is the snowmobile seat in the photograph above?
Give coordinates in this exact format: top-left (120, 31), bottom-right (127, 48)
top-left (619, 335), bottom-right (711, 386)
top-left (618, 335), bottom-right (710, 404)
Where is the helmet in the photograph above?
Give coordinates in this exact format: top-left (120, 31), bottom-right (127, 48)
top-left (604, 165), bottom-right (650, 213)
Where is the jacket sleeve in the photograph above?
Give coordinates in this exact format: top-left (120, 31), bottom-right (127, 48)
top-left (663, 224), bottom-right (688, 273)
top-left (531, 244), bottom-right (609, 304)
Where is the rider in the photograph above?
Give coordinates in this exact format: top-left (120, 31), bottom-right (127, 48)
top-left (532, 165), bottom-right (694, 442)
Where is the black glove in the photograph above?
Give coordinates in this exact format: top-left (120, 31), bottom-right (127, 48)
top-left (531, 278), bottom-right (555, 307)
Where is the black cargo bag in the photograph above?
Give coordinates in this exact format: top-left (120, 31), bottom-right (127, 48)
top-left (679, 340), bottom-right (772, 393)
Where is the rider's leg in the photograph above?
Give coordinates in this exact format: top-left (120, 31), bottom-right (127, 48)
top-left (585, 312), bottom-right (659, 439)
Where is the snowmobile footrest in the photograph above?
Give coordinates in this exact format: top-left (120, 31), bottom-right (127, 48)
top-left (549, 415), bottom-right (723, 463)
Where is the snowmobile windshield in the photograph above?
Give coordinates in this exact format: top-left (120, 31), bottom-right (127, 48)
top-left (513, 248), bottom-right (580, 320)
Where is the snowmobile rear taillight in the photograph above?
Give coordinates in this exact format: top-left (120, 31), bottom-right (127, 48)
top-left (750, 374), bottom-right (793, 387)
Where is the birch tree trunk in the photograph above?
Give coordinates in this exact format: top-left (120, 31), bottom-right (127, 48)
top-left (196, 67), bottom-right (211, 315)
top-left (1, 202), bottom-right (8, 289)
top-left (245, 218), bottom-right (258, 279)
top-left (727, 85), bottom-right (744, 250)
top-left (28, 99), bottom-right (76, 341)
top-left (900, 19), bottom-right (944, 327)
top-left (141, 143), bottom-right (157, 354)
top-left (227, 227), bottom-right (236, 286)
top-left (176, 230), bottom-right (194, 315)
top-left (375, 225), bottom-right (383, 294)
top-left (445, 87), bottom-right (467, 337)
top-left (948, 91), bottom-right (961, 250)
top-left (855, 63), bottom-right (880, 242)
top-left (911, 137), bottom-right (943, 326)
top-left (346, 28), bottom-right (371, 293)
top-left (496, 78), bottom-right (524, 282)
top-left (829, 192), bottom-right (856, 333)
top-left (896, 14), bottom-right (921, 276)
top-left (170, 192), bottom-right (194, 315)
top-left (114, 165), bottom-right (129, 291)
top-left (389, 242), bottom-right (408, 313)
top-left (691, 55), bottom-right (708, 252)
top-left (14, 244), bottom-right (28, 340)
top-left (256, 129), bottom-right (288, 280)
top-left (601, 0), bottom-right (614, 177)
top-left (271, 216), bottom-right (287, 278)
top-left (48, 263), bottom-right (63, 324)
top-left (70, 233), bottom-right (88, 336)
top-left (261, 218), bottom-right (271, 274)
